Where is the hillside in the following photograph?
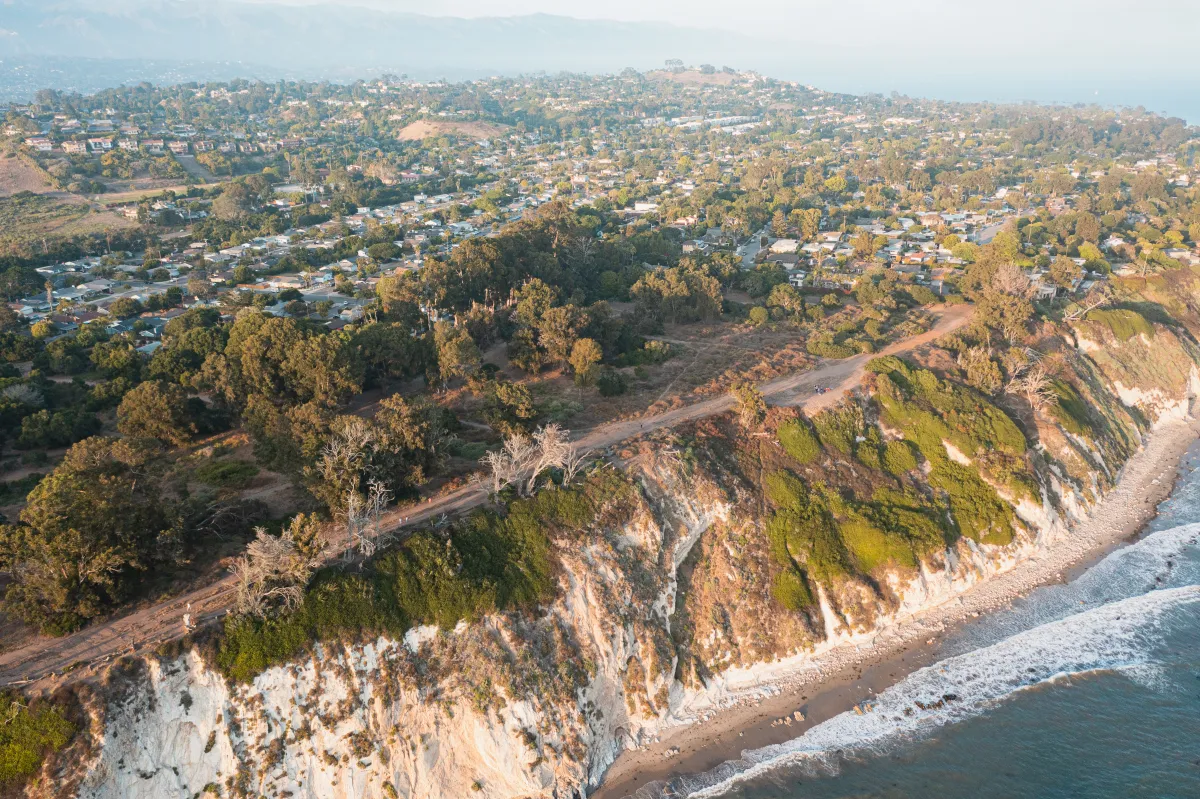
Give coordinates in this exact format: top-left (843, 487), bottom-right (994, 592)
top-left (396, 120), bottom-right (510, 141)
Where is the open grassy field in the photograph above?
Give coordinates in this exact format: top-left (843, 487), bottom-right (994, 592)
top-left (0, 151), bottom-right (59, 197)
top-left (0, 191), bottom-right (135, 252)
top-left (396, 119), bottom-right (509, 141)
top-left (94, 183), bottom-right (218, 207)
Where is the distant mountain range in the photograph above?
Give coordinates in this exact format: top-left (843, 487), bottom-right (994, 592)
top-left (0, 0), bottom-right (760, 86)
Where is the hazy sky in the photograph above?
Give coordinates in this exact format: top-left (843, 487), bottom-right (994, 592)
top-left (219, 1), bottom-right (1200, 120)
top-left (245, 0), bottom-right (1194, 46)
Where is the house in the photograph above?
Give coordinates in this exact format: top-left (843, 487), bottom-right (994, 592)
top-left (79, 279), bottom-right (116, 297)
top-left (1033, 281), bottom-right (1058, 301)
top-left (142, 139), bottom-right (165, 154)
top-left (168, 141), bottom-right (190, 155)
top-left (118, 139), bottom-right (139, 152)
top-left (194, 141), bottom-right (214, 153)
top-left (62, 141), bottom-right (87, 155)
top-left (24, 137), bottom-right (52, 152)
top-left (769, 239), bottom-right (800, 254)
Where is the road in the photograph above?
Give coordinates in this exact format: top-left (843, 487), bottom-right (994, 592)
top-left (736, 226), bottom-right (769, 269)
top-left (173, 154), bottom-right (220, 184)
top-left (0, 305), bottom-right (971, 688)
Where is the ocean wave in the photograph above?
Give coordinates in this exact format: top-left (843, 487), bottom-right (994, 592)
top-left (947, 521), bottom-right (1200, 655)
top-left (673, 585), bottom-right (1200, 799)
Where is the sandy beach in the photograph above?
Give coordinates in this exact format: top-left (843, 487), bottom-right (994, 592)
top-left (592, 415), bottom-right (1200, 799)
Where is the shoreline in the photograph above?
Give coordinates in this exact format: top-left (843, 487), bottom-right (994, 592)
top-left (591, 415), bottom-right (1200, 799)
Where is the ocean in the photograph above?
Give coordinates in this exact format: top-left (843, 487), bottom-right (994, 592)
top-left (632, 443), bottom-right (1200, 798)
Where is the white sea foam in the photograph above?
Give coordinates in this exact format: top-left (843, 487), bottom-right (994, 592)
top-left (683, 585), bottom-right (1200, 798)
top-left (945, 522), bottom-right (1200, 653)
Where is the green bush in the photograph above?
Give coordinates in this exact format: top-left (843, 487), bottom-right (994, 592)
top-left (777, 419), bottom-right (820, 463)
top-left (870, 357), bottom-right (1031, 492)
top-left (15, 409), bottom-right (100, 450)
top-left (1049, 379), bottom-right (1093, 437)
top-left (839, 518), bottom-right (915, 573)
top-left (0, 693), bottom-right (75, 785)
top-left (0, 473), bottom-right (44, 506)
top-left (806, 338), bottom-right (856, 359)
top-left (216, 471), bottom-right (630, 682)
top-left (868, 357), bottom-right (1025, 543)
top-left (748, 306), bottom-right (769, 326)
top-left (812, 405), bottom-right (864, 455)
top-left (1084, 308), bottom-right (1153, 341)
top-left (881, 440), bottom-right (918, 475)
top-left (856, 444), bottom-right (882, 470)
top-left (771, 568), bottom-right (813, 612)
top-left (195, 460), bottom-right (260, 489)
top-left (597, 367), bottom-right (628, 397)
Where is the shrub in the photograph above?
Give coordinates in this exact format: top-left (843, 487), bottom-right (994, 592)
top-left (868, 358), bottom-right (1025, 542)
top-left (881, 440), bottom-right (918, 475)
top-left (777, 419), bottom-right (820, 463)
top-left (771, 568), bottom-right (813, 612)
top-left (597, 367), bottom-right (628, 397)
top-left (856, 443), bottom-right (882, 470)
top-left (1084, 308), bottom-right (1153, 341)
top-left (15, 409), bottom-right (100, 450)
top-left (1049, 379), bottom-right (1093, 437)
top-left (216, 471), bottom-right (629, 682)
top-left (806, 337), bottom-right (856, 359)
top-left (0, 473), bottom-right (43, 506)
top-left (0, 693), bottom-right (75, 786)
top-left (195, 460), bottom-right (260, 489)
top-left (839, 518), bottom-right (915, 574)
top-left (812, 404), bottom-right (864, 455)
top-left (748, 306), bottom-right (769, 326)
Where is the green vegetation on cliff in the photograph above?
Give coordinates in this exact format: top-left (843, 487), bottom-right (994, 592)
top-left (0, 692), bottom-right (75, 786)
top-left (216, 470), bottom-right (632, 682)
top-left (867, 355), bottom-right (1035, 543)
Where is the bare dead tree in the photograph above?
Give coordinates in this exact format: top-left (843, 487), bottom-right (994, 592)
top-left (991, 262), bottom-right (1033, 298)
top-left (560, 445), bottom-right (593, 486)
top-left (1006, 363), bottom-right (1057, 412)
top-left (528, 423), bottom-right (571, 494)
top-left (233, 524), bottom-right (324, 618)
top-left (344, 491), bottom-right (373, 560)
top-left (1063, 286), bottom-right (1113, 322)
top-left (480, 449), bottom-right (514, 493)
top-left (480, 431), bottom-right (538, 493)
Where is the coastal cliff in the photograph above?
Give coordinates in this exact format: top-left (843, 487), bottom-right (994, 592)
top-left (28, 308), bottom-right (1200, 799)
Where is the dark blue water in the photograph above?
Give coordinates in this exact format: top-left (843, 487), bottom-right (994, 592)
top-left (656, 444), bottom-right (1200, 799)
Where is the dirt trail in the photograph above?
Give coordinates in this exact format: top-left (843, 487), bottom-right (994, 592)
top-left (0, 306), bottom-right (970, 688)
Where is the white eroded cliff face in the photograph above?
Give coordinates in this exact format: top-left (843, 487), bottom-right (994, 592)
top-left (67, 460), bottom-right (733, 799)
top-left (53, 421), bottom-right (1162, 799)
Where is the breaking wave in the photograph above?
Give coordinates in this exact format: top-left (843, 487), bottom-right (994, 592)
top-left (633, 579), bottom-right (1200, 799)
